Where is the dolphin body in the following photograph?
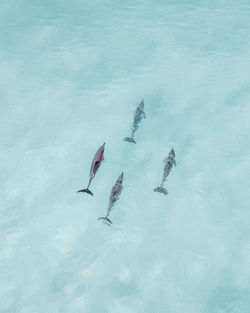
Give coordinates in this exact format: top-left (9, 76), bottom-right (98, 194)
top-left (124, 100), bottom-right (146, 144)
top-left (77, 143), bottom-right (105, 196)
top-left (98, 172), bottom-right (124, 225)
top-left (154, 148), bottom-right (176, 195)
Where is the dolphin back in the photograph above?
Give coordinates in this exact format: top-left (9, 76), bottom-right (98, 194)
top-left (90, 143), bottom-right (105, 176)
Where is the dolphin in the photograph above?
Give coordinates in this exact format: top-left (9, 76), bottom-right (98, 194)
top-left (154, 148), bottom-right (176, 195)
top-left (77, 142), bottom-right (105, 196)
top-left (98, 172), bottom-right (124, 225)
top-left (124, 100), bottom-right (146, 144)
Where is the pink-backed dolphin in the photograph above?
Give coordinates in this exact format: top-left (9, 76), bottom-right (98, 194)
top-left (77, 143), bottom-right (105, 196)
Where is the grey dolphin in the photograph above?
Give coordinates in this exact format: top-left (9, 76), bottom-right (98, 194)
top-left (124, 100), bottom-right (146, 144)
top-left (98, 172), bottom-right (124, 225)
top-left (154, 148), bottom-right (176, 195)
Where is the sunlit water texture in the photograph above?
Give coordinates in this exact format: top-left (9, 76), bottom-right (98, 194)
top-left (1, 1), bottom-right (250, 312)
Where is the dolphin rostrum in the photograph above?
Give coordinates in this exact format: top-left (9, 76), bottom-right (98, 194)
top-left (98, 172), bottom-right (124, 225)
top-left (124, 100), bottom-right (146, 144)
top-left (154, 148), bottom-right (176, 195)
top-left (77, 143), bottom-right (105, 196)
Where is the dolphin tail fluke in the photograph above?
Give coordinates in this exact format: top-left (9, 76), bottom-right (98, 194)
top-left (124, 137), bottom-right (136, 144)
top-left (97, 216), bottom-right (112, 225)
top-left (77, 188), bottom-right (93, 196)
top-left (154, 187), bottom-right (168, 195)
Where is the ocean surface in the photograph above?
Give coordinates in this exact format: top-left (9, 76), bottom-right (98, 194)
top-left (1, 1), bottom-right (250, 312)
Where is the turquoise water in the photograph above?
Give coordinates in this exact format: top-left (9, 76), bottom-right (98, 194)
top-left (1, 1), bottom-right (250, 312)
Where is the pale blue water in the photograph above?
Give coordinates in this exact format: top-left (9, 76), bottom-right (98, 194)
top-left (1, 1), bottom-right (250, 312)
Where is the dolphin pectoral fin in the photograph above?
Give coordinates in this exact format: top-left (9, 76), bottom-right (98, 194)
top-left (77, 189), bottom-right (93, 196)
top-left (97, 217), bottom-right (112, 225)
top-left (154, 187), bottom-right (168, 195)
